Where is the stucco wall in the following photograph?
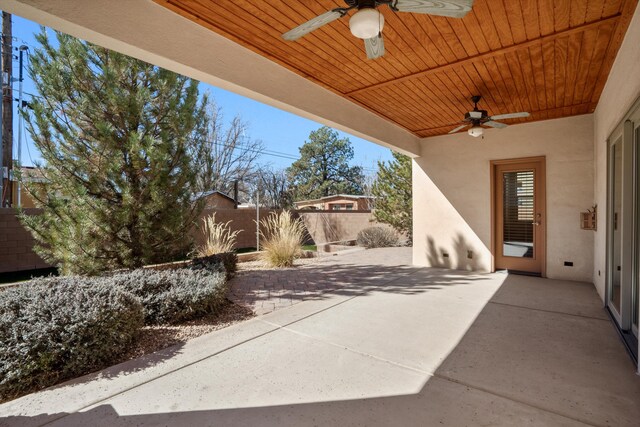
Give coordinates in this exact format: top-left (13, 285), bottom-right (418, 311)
top-left (0, 208), bottom-right (378, 273)
top-left (413, 115), bottom-right (595, 282)
top-left (194, 209), bottom-right (378, 250)
top-left (593, 4), bottom-right (640, 300)
top-left (297, 211), bottom-right (378, 243)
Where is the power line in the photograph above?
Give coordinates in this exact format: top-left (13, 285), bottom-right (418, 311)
top-left (10, 37), bottom-right (376, 173)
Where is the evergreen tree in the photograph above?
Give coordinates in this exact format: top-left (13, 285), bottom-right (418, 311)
top-left (372, 151), bottom-right (412, 242)
top-left (287, 126), bottom-right (364, 200)
top-left (20, 31), bottom-right (207, 275)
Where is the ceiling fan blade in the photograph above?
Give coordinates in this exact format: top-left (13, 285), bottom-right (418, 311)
top-left (364, 33), bottom-right (385, 59)
top-left (282, 9), bottom-right (347, 41)
top-left (448, 123), bottom-right (470, 134)
top-left (484, 120), bottom-right (508, 129)
top-left (489, 112), bottom-right (530, 120)
top-left (391, 0), bottom-right (474, 18)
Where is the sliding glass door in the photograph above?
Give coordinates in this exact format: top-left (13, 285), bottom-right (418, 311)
top-left (608, 101), bottom-right (640, 358)
top-left (609, 137), bottom-right (623, 320)
top-left (634, 125), bottom-right (640, 339)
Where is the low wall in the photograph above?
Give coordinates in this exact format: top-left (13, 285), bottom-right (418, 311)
top-left (0, 208), bottom-right (380, 273)
top-left (194, 209), bottom-right (378, 249)
top-left (296, 211), bottom-right (376, 244)
top-left (0, 208), bottom-right (50, 274)
top-left (194, 208), bottom-right (279, 250)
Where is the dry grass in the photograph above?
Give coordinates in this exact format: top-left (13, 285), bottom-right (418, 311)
top-left (259, 211), bottom-right (306, 268)
top-left (197, 213), bottom-right (241, 257)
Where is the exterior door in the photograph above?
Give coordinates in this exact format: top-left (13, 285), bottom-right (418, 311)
top-left (493, 157), bottom-right (546, 275)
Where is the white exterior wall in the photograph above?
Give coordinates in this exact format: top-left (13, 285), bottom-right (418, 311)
top-left (413, 115), bottom-right (595, 282)
top-left (593, 5), bottom-right (640, 301)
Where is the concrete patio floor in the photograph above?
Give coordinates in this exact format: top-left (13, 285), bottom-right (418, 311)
top-left (1, 248), bottom-right (639, 426)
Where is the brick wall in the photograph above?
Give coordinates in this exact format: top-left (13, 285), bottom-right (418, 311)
top-left (0, 208), bottom-right (50, 273)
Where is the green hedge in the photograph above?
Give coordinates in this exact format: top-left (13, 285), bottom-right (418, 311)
top-left (111, 267), bottom-right (229, 325)
top-left (0, 278), bottom-right (144, 401)
top-left (0, 258), bottom-right (232, 402)
top-left (192, 252), bottom-right (238, 281)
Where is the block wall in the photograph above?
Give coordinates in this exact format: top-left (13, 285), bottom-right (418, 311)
top-left (0, 208), bottom-right (50, 273)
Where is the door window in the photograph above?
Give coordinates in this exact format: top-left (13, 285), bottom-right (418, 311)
top-left (502, 170), bottom-right (534, 258)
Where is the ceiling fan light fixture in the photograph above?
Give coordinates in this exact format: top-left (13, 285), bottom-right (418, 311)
top-left (468, 125), bottom-right (483, 138)
top-left (349, 8), bottom-right (384, 39)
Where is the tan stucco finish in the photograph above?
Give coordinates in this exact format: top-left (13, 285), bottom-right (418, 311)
top-left (593, 3), bottom-right (640, 301)
top-left (413, 115), bottom-right (595, 282)
top-left (1, 0), bottom-right (420, 157)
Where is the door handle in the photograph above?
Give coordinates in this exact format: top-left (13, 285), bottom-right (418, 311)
top-left (533, 213), bottom-right (542, 226)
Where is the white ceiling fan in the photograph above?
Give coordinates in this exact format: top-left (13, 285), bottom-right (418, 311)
top-left (282, 1), bottom-right (474, 59)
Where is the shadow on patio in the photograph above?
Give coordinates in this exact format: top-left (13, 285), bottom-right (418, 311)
top-left (3, 266), bottom-right (639, 427)
top-left (229, 247), bottom-right (494, 315)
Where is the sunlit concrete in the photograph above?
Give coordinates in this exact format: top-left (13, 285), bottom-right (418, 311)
top-left (1, 248), bottom-right (638, 426)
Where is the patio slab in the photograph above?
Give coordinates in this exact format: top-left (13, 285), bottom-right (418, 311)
top-left (1, 248), bottom-right (639, 427)
top-left (229, 247), bottom-right (416, 315)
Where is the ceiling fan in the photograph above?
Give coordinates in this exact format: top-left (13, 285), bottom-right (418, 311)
top-left (282, 0), bottom-right (474, 59)
top-left (449, 95), bottom-right (530, 138)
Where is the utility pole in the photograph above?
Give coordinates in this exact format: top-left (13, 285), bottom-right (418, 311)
top-left (0, 15), bottom-right (3, 207)
top-left (1, 11), bottom-right (12, 207)
top-left (256, 187), bottom-right (260, 251)
top-left (16, 45), bottom-right (26, 207)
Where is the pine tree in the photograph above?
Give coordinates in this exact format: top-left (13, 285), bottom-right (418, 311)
top-left (287, 126), bottom-right (364, 200)
top-left (372, 151), bottom-right (412, 242)
top-left (20, 31), bottom-right (207, 275)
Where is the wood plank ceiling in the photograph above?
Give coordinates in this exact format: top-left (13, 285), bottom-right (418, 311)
top-left (154, 0), bottom-right (639, 138)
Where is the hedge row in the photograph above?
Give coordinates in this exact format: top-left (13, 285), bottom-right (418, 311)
top-left (0, 254), bottom-right (235, 402)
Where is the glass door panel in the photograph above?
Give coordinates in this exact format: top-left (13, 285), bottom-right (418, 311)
top-left (634, 126), bottom-right (640, 337)
top-left (611, 139), bottom-right (623, 315)
top-left (502, 171), bottom-right (535, 258)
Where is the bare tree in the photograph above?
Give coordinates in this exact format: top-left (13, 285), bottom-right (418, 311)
top-left (193, 99), bottom-right (265, 200)
top-left (246, 167), bottom-right (292, 209)
top-left (359, 170), bottom-right (377, 210)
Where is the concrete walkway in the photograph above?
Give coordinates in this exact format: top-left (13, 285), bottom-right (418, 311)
top-left (1, 248), bottom-right (639, 426)
top-left (229, 247), bottom-right (413, 315)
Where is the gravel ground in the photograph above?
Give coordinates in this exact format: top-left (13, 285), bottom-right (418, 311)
top-left (122, 300), bottom-right (254, 360)
top-left (236, 249), bottom-right (365, 271)
top-left (237, 256), bottom-right (326, 271)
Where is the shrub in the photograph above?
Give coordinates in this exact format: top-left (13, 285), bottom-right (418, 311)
top-left (111, 267), bottom-right (229, 325)
top-left (197, 213), bottom-right (241, 257)
top-left (192, 252), bottom-right (238, 281)
top-left (259, 211), bottom-right (305, 267)
top-left (0, 278), bottom-right (144, 401)
top-left (357, 226), bottom-right (400, 249)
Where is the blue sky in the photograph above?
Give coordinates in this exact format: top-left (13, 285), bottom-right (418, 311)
top-left (8, 14), bottom-right (393, 174)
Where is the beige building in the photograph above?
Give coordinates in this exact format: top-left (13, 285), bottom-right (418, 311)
top-left (196, 190), bottom-right (237, 210)
top-left (294, 194), bottom-right (373, 211)
top-left (5, 0), bottom-right (640, 387)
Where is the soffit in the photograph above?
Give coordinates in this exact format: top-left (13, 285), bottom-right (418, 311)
top-left (154, 0), bottom-right (639, 137)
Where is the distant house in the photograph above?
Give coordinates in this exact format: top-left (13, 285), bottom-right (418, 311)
top-left (195, 190), bottom-right (237, 209)
top-left (294, 194), bottom-right (374, 211)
